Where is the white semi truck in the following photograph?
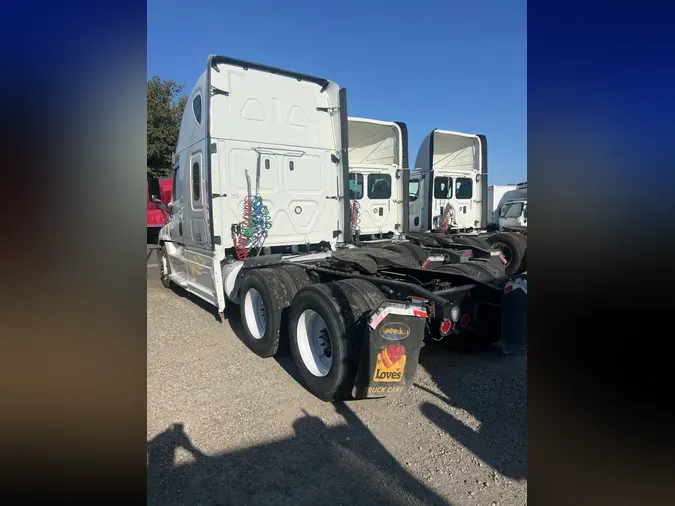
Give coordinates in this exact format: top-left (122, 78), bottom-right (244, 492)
top-left (156, 55), bottom-right (527, 402)
top-left (404, 130), bottom-right (527, 275)
top-left (347, 117), bottom-right (407, 241)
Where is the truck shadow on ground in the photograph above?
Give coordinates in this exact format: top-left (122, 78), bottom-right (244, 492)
top-left (415, 343), bottom-right (527, 482)
top-left (147, 403), bottom-right (453, 506)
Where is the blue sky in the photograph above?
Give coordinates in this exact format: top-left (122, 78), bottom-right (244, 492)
top-left (148, 0), bottom-right (526, 185)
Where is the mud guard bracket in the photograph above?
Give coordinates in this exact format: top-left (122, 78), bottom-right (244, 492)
top-left (352, 301), bottom-right (428, 399)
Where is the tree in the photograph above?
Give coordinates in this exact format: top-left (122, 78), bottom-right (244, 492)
top-left (147, 77), bottom-right (188, 178)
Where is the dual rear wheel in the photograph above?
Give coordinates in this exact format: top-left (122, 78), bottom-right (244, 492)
top-left (238, 267), bottom-right (385, 401)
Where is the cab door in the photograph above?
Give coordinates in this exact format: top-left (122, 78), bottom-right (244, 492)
top-left (408, 175), bottom-right (423, 231)
top-left (182, 91), bottom-right (218, 305)
top-left (430, 173), bottom-right (452, 230)
top-left (165, 160), bottom-right (189, 285)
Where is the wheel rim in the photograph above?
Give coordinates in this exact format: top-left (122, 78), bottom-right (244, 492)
top-left (244, 288), bottom-right (266, 340)
top-left (492, 242), bottom-right (512, 264)
top-left (296, 309), bottom-right (332, 377)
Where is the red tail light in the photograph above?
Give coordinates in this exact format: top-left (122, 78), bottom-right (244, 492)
top-left (460, 314), bottom-right (470, 328)
top-left (440, 320), bottom-right (452, 335)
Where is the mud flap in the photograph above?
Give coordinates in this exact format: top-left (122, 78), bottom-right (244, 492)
top-left (499, 275), bottom-right (527, 354)
top-left (352, 301), bottom-right (428, 399)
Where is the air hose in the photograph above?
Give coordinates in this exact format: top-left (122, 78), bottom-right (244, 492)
top-left (439, 203), bottom-right (456, 235)
top-left (350, 199), bottom-right (361, 240)
top-left (233, 164), bottom-right (273, 260)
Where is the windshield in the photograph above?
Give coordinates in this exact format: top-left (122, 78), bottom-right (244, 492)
top-left (501, 202), bottom-right (524, 218)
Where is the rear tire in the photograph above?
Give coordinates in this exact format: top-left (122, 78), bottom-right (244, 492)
top-left (239, 268), bottom-right (293, 358)
top-left (472, 237), bottom-right (492, 249)
top-left (469, 260), bottom-right (506, 280)
top-left (277, 264), bottom-right (314, 291)
top-left (331, 279), bottom-right (386, 398)
top-left (289, 284), bottom-right (352, 401)
top-left (486, 233), bottom-right (527, 276)
top-left (435, 262), bottom-right (495, 283)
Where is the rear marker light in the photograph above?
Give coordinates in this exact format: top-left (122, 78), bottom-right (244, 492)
top-left (460, 314), bottom-right (470, 328)
top-left (440, 320), bottom-right (452, 335)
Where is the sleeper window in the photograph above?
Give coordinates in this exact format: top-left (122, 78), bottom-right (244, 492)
top-left (192, 95), bottom-right (202, 124)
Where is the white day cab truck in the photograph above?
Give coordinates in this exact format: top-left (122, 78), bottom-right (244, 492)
top-left (155, 55), bottom-right (527, 402)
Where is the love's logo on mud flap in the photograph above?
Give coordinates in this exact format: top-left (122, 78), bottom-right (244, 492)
top-left (373, 344), bottom-right (406, 382)
top-left (378, 322), bottom-right (411, 341)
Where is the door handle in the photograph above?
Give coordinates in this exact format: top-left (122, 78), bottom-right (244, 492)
top-left (379, 207), bottom-right (383, 217)
top-left (179, 222), bottom-right (182, 236)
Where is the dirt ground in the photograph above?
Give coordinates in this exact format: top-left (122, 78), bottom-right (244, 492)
top-left (147, 246), bottom-right (526, 505)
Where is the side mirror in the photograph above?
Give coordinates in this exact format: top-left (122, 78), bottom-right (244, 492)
top-left (152, 197), bottom-right (170, 213)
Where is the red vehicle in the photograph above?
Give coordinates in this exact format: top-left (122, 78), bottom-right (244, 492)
top-left (147, 174), bottom-right (172, 242)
